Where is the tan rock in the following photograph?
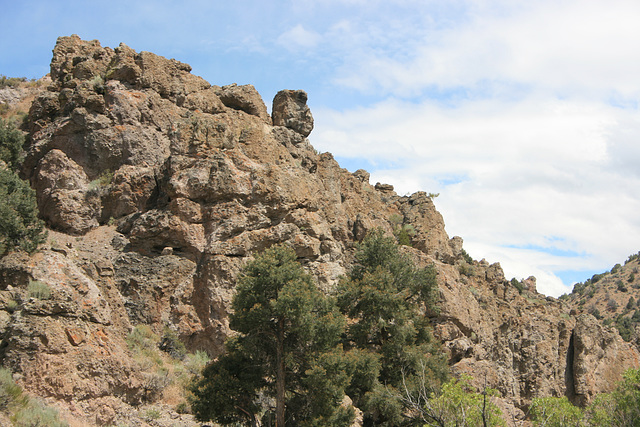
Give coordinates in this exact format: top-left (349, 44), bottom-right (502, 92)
top-left (272, 89), bottom-right (314, 137)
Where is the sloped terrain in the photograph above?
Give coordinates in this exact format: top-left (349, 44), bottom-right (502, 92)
top-left (564, 253), bottom-right (640, 345)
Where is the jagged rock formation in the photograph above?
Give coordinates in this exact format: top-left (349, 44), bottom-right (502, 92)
top-left (0, 35), bottom-right (637, 425)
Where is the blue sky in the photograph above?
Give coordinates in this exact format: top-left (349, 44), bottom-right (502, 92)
top-left (2, 0), bottom-right (640, 296)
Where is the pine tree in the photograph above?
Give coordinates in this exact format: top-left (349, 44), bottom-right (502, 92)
top-left (191, 244), bottom-right (352, 426)
top-left (0, 168), bottom-right (46, 255)
top-left (336, 229), bottom-right (448, 426)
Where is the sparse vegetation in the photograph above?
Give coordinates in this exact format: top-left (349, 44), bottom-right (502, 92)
top-left (460, 248), bottom-right (473, 264)
top-left (159, 327), bottom-right (187, 360)
top-left (27, 280), bottom-right (51, 300)
top-left (88, 169), bottom-right (113, 191)
top-left (0, 367), bottom-right (67, 426)
top-left (531, 367), bottom-right (640, 426)
top-left (459, 262), bottom-right (475, 277)
top-left (510, 278), bottom-right (524, 294)
top-left (0, 76), bottom-right (29, 89)
top-left (126, 324), bottom-right (205, 407)
top-left (388, 213), bottom-right (416, 246)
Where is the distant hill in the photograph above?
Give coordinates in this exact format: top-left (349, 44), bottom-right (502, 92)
top-left (565, 252), bottom-right (640, 344)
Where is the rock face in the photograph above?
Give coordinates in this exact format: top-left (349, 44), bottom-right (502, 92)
top-left (1, 35), bottom-right (638, 425)
top-left (272, 89), bottom-right (314, 137)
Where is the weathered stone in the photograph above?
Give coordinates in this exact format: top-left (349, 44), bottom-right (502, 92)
top-left (34, 149), bottom-right (100, 234)
top-left (214, 83), bottom-right (270, 123)
top-left (272, 89), bottom-right (314, 137)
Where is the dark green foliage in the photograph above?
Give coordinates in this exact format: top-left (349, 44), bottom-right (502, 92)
top-left (0, 75), bottom-right (28, 89)
top-left (460, 248), bottom-right (473, 264)
top-left (190, 339), bottom-right (266, 426)
top-left (626, 297), bottom-right (636, 310)
top-left (617, 280), bottom-right (628, 292)
top-left (0, 168), bottom-right (46, 255)
top-left (0, 119), bottom-right (46, 256)
top-left (336, 229), bottom-right (447, 425)
top-left (626, 251), bottom-right (640, 264)
top-left (510, 278), bottom-right (524, 294)
top-left (533, 368), bottom-right (640, 426)
top-left (191, 244), bottom-right (352, 426)
top-left (396, 225), bottom-right (415, 246)
top-left (0, 118), bottom-right (25, 171)
top-left (615, 315), bottom-right (634, 342)
top-left (159, 327), bottom-right (187, 360)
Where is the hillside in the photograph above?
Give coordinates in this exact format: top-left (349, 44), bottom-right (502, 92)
top-left (564, 252), bottom-right (640, 345)
top-left (0, 35), bottom-right (638, 426)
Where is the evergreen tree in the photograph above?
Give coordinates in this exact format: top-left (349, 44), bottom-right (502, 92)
top-left (0, 118), bottom-right (25, 171)
top-left (336, 229), bottom-right (448, 426)
top-left (190, 244), bottom-right (352, 426)
top-left (0, 168), bottom-right (46, 255)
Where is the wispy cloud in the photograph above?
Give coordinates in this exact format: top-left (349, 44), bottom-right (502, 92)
top-left (277, 25), bottom-right (321, 50)
top-left (312, 91), bottom-right (640, 296)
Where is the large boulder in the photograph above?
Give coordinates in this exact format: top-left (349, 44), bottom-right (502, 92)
top-left (272, 89), bottom-right (314, 137)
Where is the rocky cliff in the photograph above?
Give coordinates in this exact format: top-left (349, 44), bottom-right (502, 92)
top-left (0, 35), bottom-right (637, 425)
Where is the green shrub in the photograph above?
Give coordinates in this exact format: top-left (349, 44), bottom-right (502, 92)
top-left (27, 280), bottom-right (51, 300)
top-left (617, 280), bottom-right (628, 292)
top-left (144, 407), bottom-right (161, 420)
top-left (13, 399), bottom-right (68, 427)
top-left (127, 325), bottom-right (159, 353)
top-left (627, 297), bottom-right (636, 310)
top-left (531, 396), bottom-right (584, 426)
top-left (0, 118), bottom-right (24, 170)
top-left (6, 299), bottom-right (18, 312)
top-left (184, 350), bottom-right (210, 375)
top-left (0, 168), bottom-right (47, 255)
top-left (175, 401), bottom-right (190, 414)
top-left (159, 327), bottom-right (186, 360)
top-left (395, 224), bottom-right (415, 246)
top-left (460, 248), bottom-right (473, 264)
top-left (427, 375), bottom-right (506, 426)
top-left (612, 263), bottom-right (622, 274)
top-left (510, 278), bottom-right (524, 294)
top-left (0, 76), bottom-right (28, 89)
top-left (0, 367), bottom-right (24, 410)
top-left (0, 367), bottom-right (67, 426)
top-left (88, 170), bottom-right (113, 192)
top-left (459, 262), bottom-right (475, 277)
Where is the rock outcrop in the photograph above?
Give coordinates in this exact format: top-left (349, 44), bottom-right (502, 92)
top-left (0, 35), bottom-right (637, 425)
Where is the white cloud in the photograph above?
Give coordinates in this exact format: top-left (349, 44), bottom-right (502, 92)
top-left (311, 93), bottom-right (640, 296)
top-left (277, 24), bottom-right (322, 51)
top-left (304, 0), bottom-right (640, 297)
top-left (331, 0), bottom-right (640, 100)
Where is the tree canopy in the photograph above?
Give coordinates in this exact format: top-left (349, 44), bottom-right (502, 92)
top-left (336, 229), bottom-right (448, 426)
top-left (190, 244), bottom-right (352, 426)
top-left (0, 118), bottom-right (46, 255)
